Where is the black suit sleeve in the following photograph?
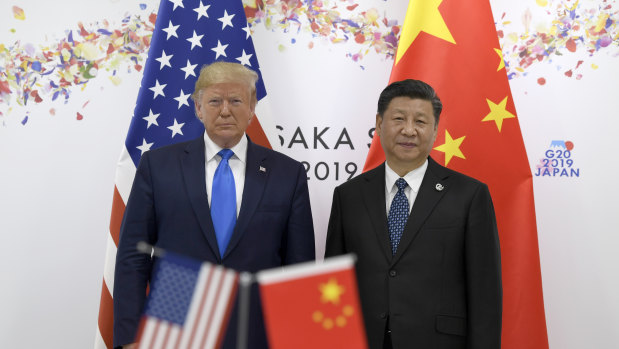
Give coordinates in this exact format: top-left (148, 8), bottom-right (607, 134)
top-left (325, 186), bottom-right (346, 257)
top-left (113, 152), bottom-right (157, 347)
top-left (465, 183), bottom-right (502, 348)
top-left (282, 161), bottom-right (315, 264)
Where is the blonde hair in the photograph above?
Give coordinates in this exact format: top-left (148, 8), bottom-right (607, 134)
top-left (191, 61), bottom-right (259, 104)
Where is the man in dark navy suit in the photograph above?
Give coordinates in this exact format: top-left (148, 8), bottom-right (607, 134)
top-left (113, 62), bottom-right (315, 349)
top-left (326, 80), bottom-right (502, 349)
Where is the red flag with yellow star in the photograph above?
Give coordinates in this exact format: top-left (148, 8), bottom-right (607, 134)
top-left (257, 255), bottom-right (368, 349)
top-left (364, 1), bottom-right (548, 348)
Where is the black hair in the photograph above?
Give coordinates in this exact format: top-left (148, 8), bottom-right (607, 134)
top-left (377, 79), bottom-right (442, 124)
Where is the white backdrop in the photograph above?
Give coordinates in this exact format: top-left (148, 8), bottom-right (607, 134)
top-left (1, 0), bottom-right (618, 348)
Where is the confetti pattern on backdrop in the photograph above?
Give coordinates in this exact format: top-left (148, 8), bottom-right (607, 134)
top-left (0, 0), bottom-right (400, 120)
top-left (243, 0), bottom-right (401, 65)
top-left (1, 0), bottom-right (618, 121)
top-left (0, 4), bottom-right (155, 120)
top-left (496, 0), bottom-right (618, 83)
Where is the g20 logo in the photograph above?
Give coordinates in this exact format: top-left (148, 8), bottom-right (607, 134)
top-left (535, 140), bottom-right (580, 177)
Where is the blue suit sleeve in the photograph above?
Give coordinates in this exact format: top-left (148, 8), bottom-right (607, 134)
top-left (113, 152), bottom-right (157, 347)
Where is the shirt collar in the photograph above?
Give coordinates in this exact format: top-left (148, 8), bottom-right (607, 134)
top-left (385, 159), bottom-right (428, 194)
top-left (204, 132), bottom-right (248, 164)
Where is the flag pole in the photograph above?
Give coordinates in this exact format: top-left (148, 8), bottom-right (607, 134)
top-left (136, 241), bottom-right (166, 258)
top-left (236, 272), bottom-right (254, 349)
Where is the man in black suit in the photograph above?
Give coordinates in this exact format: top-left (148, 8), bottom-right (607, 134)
top-left (325, 79), bottom-right (501, 349)
top-left (113, 62), bottom-right (315, 349)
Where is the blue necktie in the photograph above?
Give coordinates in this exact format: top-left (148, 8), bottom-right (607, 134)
top-left (388, 178), bottom-right (409, 255)
top-left (211, 149), bottom-right (236, 256)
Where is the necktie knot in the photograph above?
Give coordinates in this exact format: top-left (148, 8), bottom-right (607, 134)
top-left (218, 149), bottom-right (234, 161)
top-left (396, 178), bottom-right (408, 192)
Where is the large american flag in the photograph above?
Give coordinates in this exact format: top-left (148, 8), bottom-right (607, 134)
top-left (95, 0), bottom-right (274, 347)
top-left (136, 253), bottom-right (239, 349)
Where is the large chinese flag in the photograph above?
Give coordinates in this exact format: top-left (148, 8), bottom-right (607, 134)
top-left (257, 255), bottom-right (368, 349)
top-left (364, 1), bottom-right (548, 348)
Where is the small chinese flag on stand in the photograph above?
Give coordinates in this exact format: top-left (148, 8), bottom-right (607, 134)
top-left (257, 255), bottom-right (368, 349)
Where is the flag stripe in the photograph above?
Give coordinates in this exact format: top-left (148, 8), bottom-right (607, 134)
top-left (114, 147), bottom-right (137, 203)
top-left (97, 279), bottom-right (114, 349)
top-left (160, 324), bottom-right (173, 349)
top-left (103, 234), bottom-right (117, 292)
top-left (192, 267), bottom-right (224, 349)
top-left (109, 186), bottom-right (125, 246)
top-left (97, 186), bottom-right (124, 348)
top-left (134, 317), bottom-right (149, 348)
top-left (183, 265), bottom-right (215, 349)
top-left (202, 270), bottom-right (237, 349)
top-left (177, 265), bottom-right (211, 349)
top-left (138, 318), bottom-right (157, 349)
top-left (214, 274), bottom-right (239, 349)
top-left (173, 328), bottom-right (184, 349)
top-left (152, 321), bottom-right (166, 349)
top-left (166, 326), bottom-right (181, 349)
top-left (249, 99), bottom-right (276, 148)
top-left (94, 328), bottom-right (107, 349)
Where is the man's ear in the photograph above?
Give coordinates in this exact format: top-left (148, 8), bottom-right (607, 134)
top-left (248, 97), bottom-right (257, 124)
top-left (375, 113), bottom-right (383, 135)
top-left (194, 100), bottom-right (201, 120)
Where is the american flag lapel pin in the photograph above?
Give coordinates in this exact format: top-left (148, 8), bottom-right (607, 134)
top-left (259, 166), bottom-right (266, 173)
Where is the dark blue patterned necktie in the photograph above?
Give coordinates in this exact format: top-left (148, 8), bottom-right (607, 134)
top-left (211, 149), bottom-right (236, 256)
top-left (388, 178), bottom-right (409, 255)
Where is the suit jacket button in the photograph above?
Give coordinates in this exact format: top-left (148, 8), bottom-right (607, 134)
top-left (389, 270), bottom-right (396, 277)
top-left (379, 312), bottom-right (387, 319)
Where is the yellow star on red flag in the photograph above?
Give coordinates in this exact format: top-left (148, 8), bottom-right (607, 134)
top-left (482, 96), bottom-right (516, 132)
top-left (395, 0), bottom-right (455, 64)
top-left (494, 48), bottom-right (505, 71)
top-left (434, 130), bottom-right (466, 166)
top-left (257, 255), bottom-right (368, 347)
top-left (319, 278), bottom-right (345, 305)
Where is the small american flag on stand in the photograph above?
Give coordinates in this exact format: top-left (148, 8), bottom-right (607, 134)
top-left (136, 252), bottom-right (239, 349)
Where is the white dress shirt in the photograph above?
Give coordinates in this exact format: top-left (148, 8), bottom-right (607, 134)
top-left (204, 133), bottom-right (247, 217)
top-left (384, 159), bottom-right (428, 215)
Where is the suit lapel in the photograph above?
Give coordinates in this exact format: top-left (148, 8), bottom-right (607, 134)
top-left (391, 157), bottom-right (450, 265)
top-left (181, 135), bottom-right (221, 260)
top-left (223, 140), bottom-right (268, 259)
top-left (361, 164), bottom-right (393, 262)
